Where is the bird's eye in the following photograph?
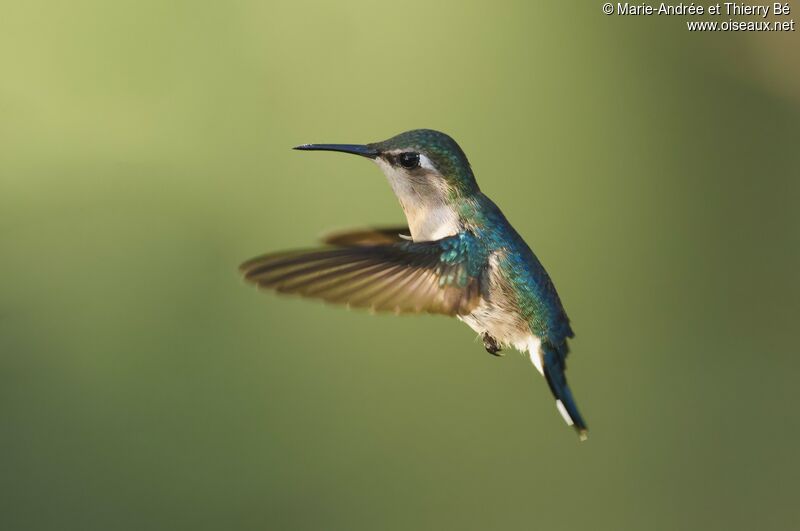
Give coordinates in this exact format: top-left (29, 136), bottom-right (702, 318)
top-left (398, 152), bottom-right (420, 169)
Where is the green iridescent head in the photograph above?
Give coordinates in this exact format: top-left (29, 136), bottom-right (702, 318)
top-left (367, 129), bottom-right (478, 195)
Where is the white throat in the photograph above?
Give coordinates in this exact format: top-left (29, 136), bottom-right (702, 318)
top-left (374, 157), bottom-right (460, 242)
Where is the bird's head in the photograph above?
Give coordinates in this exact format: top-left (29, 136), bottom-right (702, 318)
top-left (294, 129), bottom-right (479, 203)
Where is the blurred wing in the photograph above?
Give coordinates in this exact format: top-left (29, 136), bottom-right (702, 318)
top-left (321, 226), bottom-right (410, 246)
top-left (240, 235), bottom-right (482, 316)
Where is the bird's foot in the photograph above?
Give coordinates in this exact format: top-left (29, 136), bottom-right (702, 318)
top-left (482, 333), bottom-right (502, 356)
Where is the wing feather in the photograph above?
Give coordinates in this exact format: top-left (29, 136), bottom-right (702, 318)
top-left (240, 236), bottom-right (483, 316)
top-left (322, 226), bottom-right (410, 246)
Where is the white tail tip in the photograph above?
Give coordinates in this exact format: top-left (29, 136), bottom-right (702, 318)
top-left (556, 399), bottom-right (574, 426)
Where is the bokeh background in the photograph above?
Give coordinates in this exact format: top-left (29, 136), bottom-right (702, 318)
top-left (2, 2), bottom-right (798, 530)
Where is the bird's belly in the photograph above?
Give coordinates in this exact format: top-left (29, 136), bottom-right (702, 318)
top-left (459, 301), bottom-right (532, 353)
top-left (457, 254), bottom-right (534, 353)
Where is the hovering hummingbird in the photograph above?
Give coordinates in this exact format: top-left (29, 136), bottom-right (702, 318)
top-left (240, 129), bottom-right (588, 439)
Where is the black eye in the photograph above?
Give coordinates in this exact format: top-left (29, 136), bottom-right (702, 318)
top-left (398, 152), bottom-right (420, 169)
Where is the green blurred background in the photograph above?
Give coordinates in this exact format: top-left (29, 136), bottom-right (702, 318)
top-left (1, 2), bottom-right (798, 530)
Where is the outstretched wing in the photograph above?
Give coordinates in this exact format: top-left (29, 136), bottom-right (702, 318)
top-left (321, 226), bottom-right (410, 246)
top-left (240, 233), bottom-right (485, 316)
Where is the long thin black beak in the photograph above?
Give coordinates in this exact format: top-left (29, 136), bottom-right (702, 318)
top-left (293, 143), bottom-right (378, 159)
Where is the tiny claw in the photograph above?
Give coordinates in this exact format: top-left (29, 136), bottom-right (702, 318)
top-left (482, 333), bottom-right (502, 356)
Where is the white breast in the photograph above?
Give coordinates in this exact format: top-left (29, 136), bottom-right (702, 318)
top-left (405, 204), bottom-right (460, 241)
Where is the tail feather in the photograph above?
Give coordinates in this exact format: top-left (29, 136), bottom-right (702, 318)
top-left (541, 343), bottom-right (588, 441)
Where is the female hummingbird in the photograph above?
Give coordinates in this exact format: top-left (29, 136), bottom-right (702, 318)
top-left (240, 129), bottom-right (588, 440)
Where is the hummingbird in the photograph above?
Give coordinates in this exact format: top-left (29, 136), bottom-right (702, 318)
top-left (240, 129), bottom-right (588, 440)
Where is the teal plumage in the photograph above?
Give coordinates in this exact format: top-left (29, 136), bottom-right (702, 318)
top-left (241, 129), bottom-right (588, 439)
top-left (452, 190), bottom-right (585, 432)
top-left (465, 194), bottom-right (574, 344)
